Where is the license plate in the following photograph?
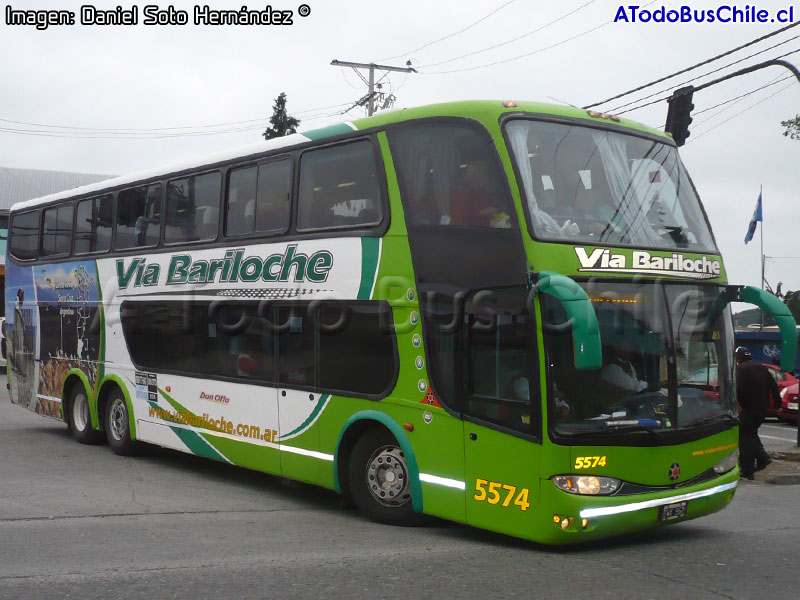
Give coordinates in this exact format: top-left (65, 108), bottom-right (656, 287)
top-left (658, 500), bottom-right (688, 521)
top-left (788, 402), bottom-right (799, 411)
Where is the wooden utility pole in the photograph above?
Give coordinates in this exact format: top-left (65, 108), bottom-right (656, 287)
top-left (330, 60), bottom-right (416, 116)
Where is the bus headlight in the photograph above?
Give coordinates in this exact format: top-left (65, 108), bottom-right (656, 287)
top-left (713, 450), bottom-right (739, 474)
top-left (552, 475), bottom-right (621, 495)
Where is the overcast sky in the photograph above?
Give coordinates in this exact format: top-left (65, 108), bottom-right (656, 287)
top-left (2, 0), bottom-right (798, 293)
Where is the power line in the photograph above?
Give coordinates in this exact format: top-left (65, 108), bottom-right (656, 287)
top-left (689, 74), bottom-right (789, 132)
top-left (0, 101), bottom-right (354, 137)
top-left (0, 107), bottom-right (350, 140)
top-left (377, 0), bottom-right (517, 62)
top-left (687, 79), bottom-right (796, 143)
top-left (419, 0), bottom-right (596, 69)
top-left (418, 0), bottom-right (656, 75)
top-left (329, 60), bottom-right (416, 116)
top-left (583, 20), bottom-right (800, 109)
top-left (615, 49), bottom-right (800, 116)
top-left (606, 34), bottom-right (800, 113)
top-left (693, 74), bottom-right (794, 116)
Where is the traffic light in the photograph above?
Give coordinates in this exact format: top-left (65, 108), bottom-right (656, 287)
top-left (665, 86), bottom-right (695, 146)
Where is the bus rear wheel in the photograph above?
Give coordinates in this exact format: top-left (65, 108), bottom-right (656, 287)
top-left (105, 390), bottom-right (138, 456)
top-left (68, 386), bottom-right (101, 445)
top-left (348, 429), bottom-right (423, 526)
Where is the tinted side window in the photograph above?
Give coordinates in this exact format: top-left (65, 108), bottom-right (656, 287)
top-left (120, 300), bottom-right (397, 398)
top-left (278, 305), bottom-right (315, 387)
top-left (226, 160), bottom-right (291, 236)
top-left (116, 184), bottom-right (162, 249)
top-left (121, 301), bottom-right (275, 383)
top-left (388, 123), bottom-right (514, 228)
top-left (166, 171), bottom-right (221, 244)
top-left (41, 203), bottom-right (74, 256)
top-left (297, 140), bottom-right (382, 231)
top-left (75, 195), bottom-right (113, 254)
top-left (463, 311), bottom-right (535, 435)
top-left (10, 211), bottom-right (40, 260)
top-left (318, 303), bottom-right (395, 396)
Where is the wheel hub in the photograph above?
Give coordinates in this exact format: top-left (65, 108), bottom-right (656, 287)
top-left (365, 445), bottom-right (410, 507)
top-left (109, 399), bottom-right (127, 441)
top-left (72, 392), bottom-right (89, 432)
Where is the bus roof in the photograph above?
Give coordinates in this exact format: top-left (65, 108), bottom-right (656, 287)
top-left (11, 100), bottom-right (670, 213)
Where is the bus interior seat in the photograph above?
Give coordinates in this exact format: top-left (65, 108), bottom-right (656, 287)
top-left (198, 205), bottom-right (219, 240)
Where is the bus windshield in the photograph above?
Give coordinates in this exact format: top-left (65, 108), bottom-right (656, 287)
top-left (543, 281), bottom-right (735, 439)
top-left (505, 119), bottom-right (716, 253)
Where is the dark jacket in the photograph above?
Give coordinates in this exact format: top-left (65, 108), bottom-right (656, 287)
top-left (736, 360), bottom-right (780, 412)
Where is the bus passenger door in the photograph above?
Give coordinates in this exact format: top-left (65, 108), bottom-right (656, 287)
top-left (461, 312), bottom-right (542, 537)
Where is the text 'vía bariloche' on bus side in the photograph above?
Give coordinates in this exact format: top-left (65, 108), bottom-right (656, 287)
top-left (116, 245), bottom-right (334, 289)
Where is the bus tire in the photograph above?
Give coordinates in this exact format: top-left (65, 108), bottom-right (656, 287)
top-left (67, 385), bottom-right (102, 445)
top-left (348, 428), bottom-right (424, 526)
top-left (105, 390), bottom-right (138, 456)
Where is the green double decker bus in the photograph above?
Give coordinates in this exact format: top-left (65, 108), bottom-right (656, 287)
top-left (6, 100), bottom-right (796, 544)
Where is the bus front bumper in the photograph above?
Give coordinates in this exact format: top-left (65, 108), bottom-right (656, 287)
top-left (536, 467), bottom-right (739, 544)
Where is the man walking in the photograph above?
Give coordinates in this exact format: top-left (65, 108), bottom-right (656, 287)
top-left (736, 346), bottom-right (779, 480)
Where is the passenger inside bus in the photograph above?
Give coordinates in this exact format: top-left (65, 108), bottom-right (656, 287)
top-left (601, 345), bottom-right (648, 394)
top-left (449, 161), bottom-right (511, 228)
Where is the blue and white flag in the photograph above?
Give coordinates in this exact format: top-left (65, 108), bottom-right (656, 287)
top-left (744, 191), bottom-right (762, 245)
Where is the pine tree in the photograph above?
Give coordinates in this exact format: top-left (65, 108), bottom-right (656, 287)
top-left (263, 92), bottom-right (300, 140)
top-left (781, 115), bottom-right (800, 140)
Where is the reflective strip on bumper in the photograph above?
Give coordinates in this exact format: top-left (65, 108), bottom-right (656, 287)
top-left (419, 473), bottom-right (466, 490)
top-left (579, 481), bottom-right (738, 519)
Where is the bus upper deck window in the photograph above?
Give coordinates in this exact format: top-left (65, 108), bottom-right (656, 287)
top-left (297, 140), bottom-right (382, 231)
top-left (41, 203), bottom-right (73, 256)
top-left (226, 159), bottom-right (290, 237)
top-left (165, 171), bottom-right (221, 244)
top-left (387, 123), bottom-right (514, 229)
top-left (116, 184), bottom-right (162, 250)
top-left (75, 195), bottom-right (112, 254)
top-left (10, 211), bottom-right (40, 261)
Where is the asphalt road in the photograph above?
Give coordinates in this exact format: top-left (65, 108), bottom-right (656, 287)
top-left (760, 420), bottom-right (799, 452)
top-left (2, 374), bottom-right (800, 600)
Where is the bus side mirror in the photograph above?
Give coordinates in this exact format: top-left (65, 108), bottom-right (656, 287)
top-left (737, 286), bottom-right (797, 373)
top-left (714, 285), bottom-right (797, 372)
top-left (535, 271), bottom-right (602, 371)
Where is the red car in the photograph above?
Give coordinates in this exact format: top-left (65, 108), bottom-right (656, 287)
top-left (779, 382), bottom-right (799, 423)
top-left (764, 364), bottom-right (798, 418)
top-left (682, 363), bottom-right (797, 416)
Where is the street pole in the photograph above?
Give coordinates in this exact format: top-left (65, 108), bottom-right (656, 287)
top-left (673, 59), bottom-right (800, 444)
top-left (368, 65), bottom-right (375, 117)
top-left (330, 60), bottom-right (416, 116)
top-left (760, 184), bottom-right (765, 331)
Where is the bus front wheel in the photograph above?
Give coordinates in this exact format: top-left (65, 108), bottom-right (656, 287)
top-left (348, 428), bottom-right (423, 526)
top-left (67, 386), bottom-right (101, 445)
top-left (105, 390), bottom-right (138, 456)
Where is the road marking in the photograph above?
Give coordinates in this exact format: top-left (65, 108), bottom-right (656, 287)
top-left (763, 424), bottom-right (796, 431)
top-left (761, 434), bottom-right (795, 442)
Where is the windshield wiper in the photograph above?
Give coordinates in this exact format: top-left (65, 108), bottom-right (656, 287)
top-left (559, 422), bottom-right (663, 438)
top-left (603, 423), bottom-right (662, 438)
top-left (683, 413), bottom-right (738, 428)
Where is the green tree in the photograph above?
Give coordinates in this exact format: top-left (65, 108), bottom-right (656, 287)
top-left (783, 290), bottom-right (800, 323)
top-left (263, 92), bottom-right (299, 140)
top-left (781, 115), bottom-right (800, 140)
